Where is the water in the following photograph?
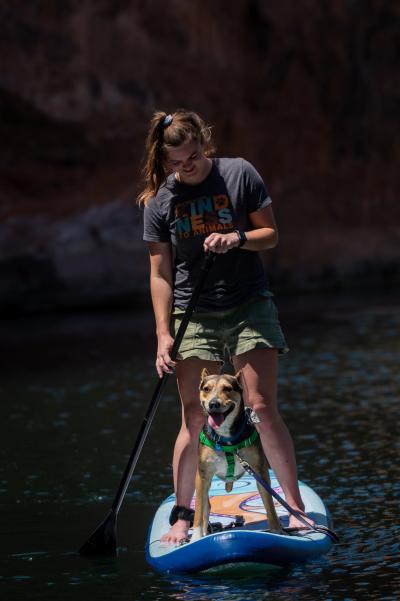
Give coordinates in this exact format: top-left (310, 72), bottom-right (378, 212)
top-left (1, 294), bottom-right (399, 600)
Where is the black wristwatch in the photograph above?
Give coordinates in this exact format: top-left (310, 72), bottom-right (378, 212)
top-left (234, 230), bottom-right (247, 247)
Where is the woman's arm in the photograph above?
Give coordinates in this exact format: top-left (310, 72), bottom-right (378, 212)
top-left (241, 204), bottom-right (278, 250)
top-left (203, 205), bottom-right (278, 253)
top-left (147, 241), bottom-right (176, 377)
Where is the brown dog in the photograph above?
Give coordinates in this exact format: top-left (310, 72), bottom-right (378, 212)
top-left (191, 369), bottom-right (283, 541)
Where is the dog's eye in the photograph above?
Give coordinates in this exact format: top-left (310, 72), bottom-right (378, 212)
top-left (222, 386), bottom-right (232, 393)
top-left (202, 386), bottom-right (211, 393)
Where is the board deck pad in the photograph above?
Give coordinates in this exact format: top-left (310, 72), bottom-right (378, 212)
top-left (146, 472), bottom-right (333, 574)
top-left (197, 475), bottom-right (287, 526)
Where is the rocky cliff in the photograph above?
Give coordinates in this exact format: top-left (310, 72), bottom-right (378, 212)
top-left (1, 1), bottom-right (399, 312)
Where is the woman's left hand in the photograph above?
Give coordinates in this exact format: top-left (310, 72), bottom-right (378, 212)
top-left (203, 232), bottom-right (240, 254)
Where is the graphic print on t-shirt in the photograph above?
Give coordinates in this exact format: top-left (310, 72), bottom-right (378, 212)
top-left (174, 194), bottom-right (234, 239)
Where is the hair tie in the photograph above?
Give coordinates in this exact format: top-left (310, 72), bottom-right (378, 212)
top-left (163, 114), bottom-right (173, 128)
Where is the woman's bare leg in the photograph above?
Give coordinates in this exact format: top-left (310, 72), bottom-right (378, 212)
top-left (161, 357), bottom-right (220, 544)
top-left (233, 348), bottom-right (314, 529)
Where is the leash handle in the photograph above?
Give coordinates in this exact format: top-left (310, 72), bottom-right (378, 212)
top-left (235, 452), bottom-right (340, 543)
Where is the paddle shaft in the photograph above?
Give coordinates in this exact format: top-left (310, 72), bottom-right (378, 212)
top-left (111, 252), bottom-right (215, 515)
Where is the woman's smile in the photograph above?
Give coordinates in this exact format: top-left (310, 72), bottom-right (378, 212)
top-left (166, 140), bottom-right (212, 184)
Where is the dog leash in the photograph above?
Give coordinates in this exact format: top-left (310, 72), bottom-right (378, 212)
top-left (234, 451), bottom-right (340, 543)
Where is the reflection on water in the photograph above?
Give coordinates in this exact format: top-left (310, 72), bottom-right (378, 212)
top-left (0, 300), bottom-right (399, 600)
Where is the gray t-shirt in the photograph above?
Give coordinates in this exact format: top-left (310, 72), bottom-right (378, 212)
top-left (143, 157), bottom-right (272, 310)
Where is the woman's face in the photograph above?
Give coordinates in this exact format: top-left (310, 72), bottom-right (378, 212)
top-left (165, 140), bottom-right (212, 185)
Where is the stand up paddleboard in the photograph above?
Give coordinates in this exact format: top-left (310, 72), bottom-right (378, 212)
top-left (146, 471), bottom-right (333, 574)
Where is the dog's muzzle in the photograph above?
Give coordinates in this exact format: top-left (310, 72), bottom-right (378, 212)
top-left (208, 398), bottom-right (221, 411)
top-left (206, 399), bottom-right (234, 428)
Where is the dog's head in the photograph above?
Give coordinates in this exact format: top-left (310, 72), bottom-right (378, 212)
top-left (199, 369), bottom-right (243, 432)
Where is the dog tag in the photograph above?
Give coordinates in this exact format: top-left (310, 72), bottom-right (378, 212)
top-left (247, 409), bottom-right (261, 424)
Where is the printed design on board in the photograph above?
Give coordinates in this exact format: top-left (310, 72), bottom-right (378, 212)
top-left (190, 491), bottom-right (287, 524)
top-left (174, 194), bottom-right (234, 239)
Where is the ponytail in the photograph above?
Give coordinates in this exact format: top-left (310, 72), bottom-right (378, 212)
top-left (137, 109), bottom-right (214, 205)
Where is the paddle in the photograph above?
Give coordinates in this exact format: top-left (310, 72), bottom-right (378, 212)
top-left (79, 252), bottom-right (216, 556)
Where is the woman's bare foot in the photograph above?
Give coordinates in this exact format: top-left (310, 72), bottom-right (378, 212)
top-left (160, 519), bottom-right (190, 545)
top-left (288, 508), bottom-right (315, 530)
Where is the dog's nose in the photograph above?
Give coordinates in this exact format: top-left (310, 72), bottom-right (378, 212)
top-left (208, 399), bottom-right (221, 411)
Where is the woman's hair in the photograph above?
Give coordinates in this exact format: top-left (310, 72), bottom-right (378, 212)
top-left (137, 109), bottom-right (215, 205)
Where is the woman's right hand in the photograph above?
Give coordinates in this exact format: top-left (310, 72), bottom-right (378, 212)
top-left (156, 332), bottom-right (177, 377)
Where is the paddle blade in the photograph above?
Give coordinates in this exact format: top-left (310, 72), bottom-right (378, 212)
top-left (79, 510), bottom-right (117, 556)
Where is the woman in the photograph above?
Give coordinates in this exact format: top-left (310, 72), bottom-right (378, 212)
top-left (139, 109), bottom-right (312, 544)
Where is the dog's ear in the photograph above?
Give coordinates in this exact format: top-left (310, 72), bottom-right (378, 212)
top-left (200, 368), bottom-right (209, 382)
top-left (234, 370), bottom-right (243, 390)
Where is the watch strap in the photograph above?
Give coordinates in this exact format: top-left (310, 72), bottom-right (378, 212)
top-left (234, 230), bottom-right (247, 247)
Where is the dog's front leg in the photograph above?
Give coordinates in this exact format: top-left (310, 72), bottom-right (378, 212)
top-left (192, 467), bottom-right (212, 542)
top-left (257, 479), bottom-right (283, 534)
top-left (192, 469), bottom-right (205, 542)
top-left (246, 449), bottom-right (283, 534)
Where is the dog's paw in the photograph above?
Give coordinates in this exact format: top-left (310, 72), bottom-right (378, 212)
top-left (270, 523), bottom-right (284, 535)
top-left (190, 527), bottom-right (204, 543)
top-left (271, 528), bottom-right (285, 535)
